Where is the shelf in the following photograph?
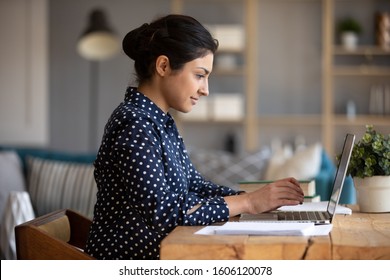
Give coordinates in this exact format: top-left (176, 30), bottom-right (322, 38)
top-left (173, 0), bottom-right (389, 155)
top-left (323, 0), bottom-right (390, 156)
top-left (179, 116), bottom-right (322, 126)
top-left (332, 66), bottom-right (390, 76)
top-left (333, 115), bottom-right (390, 126)
top-left (257, 115), bottom-right (322, 126)
top-left (333, 46), bottom-right (390, 56)
top-left (176, 118), bottom-right (244, 125)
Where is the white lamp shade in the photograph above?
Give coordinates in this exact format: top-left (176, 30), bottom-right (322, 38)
top-left (77, 31), bottom-right (120, 61)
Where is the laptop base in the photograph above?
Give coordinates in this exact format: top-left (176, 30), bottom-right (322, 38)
top-left (240, 211), bottom-right (331, 224)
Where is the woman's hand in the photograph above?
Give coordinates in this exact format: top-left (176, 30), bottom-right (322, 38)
top-left (224, 177), bottom-right (304, 217)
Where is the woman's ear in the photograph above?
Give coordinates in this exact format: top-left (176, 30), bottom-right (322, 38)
top-left (155, 55), bottom-right (170, 77)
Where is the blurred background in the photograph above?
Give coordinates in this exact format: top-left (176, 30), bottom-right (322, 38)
top-left (1, 0), bottom-right (389, 156)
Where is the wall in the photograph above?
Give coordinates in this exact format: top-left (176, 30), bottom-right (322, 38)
top-left (49, 0), bottom-right (170, 152)
top-left (256, 0), bottom-right (324, 148)
top-left (5, 0), bottom-right (385, 153)
top-left (0, 0), bottom-right (48, 146)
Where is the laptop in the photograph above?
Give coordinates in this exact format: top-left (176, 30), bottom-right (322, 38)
top-left (240, 133), bottom-right (355, 225)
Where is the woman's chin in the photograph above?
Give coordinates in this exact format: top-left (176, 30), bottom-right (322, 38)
top-left (179, 107), bottom-right (192, 114)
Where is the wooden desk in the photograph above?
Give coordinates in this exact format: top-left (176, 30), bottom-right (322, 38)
top-left (160, 206), bottom-right (390, 260)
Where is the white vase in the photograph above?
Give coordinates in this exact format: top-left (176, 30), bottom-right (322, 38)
top-left (354, 176), bottom-right (390, 213)
top-left (341, 32), bottom-right (358, 50)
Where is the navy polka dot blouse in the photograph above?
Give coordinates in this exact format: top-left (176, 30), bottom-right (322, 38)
top-left (85, 87), bottom-right (240, 259)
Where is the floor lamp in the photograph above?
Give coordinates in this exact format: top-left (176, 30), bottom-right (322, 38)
top-left (77, 8), bottom-right (120, 152)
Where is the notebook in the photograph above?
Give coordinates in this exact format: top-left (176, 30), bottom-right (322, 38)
top-left (240, 133), bottom-right (355, 225)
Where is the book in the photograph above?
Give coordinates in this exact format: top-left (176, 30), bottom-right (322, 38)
top-left (239, 179), bottom-right (316, 197)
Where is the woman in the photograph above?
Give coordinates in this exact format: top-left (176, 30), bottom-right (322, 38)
top-left (85, 14), bottom-right (304, 260)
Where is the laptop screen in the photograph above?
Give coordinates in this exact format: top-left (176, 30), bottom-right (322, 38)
top-left (326, 134), bottom-right (355, 220)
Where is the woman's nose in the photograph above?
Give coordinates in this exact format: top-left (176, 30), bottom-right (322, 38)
top-left (199, 79), bottom-right (209, 96)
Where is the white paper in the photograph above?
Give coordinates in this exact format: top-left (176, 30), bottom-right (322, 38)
top-left (195, 226), bottom-right (220, 235)
top-left (195, 222), bottom-right (333, 236)
top-left (214, 222), bottom-right (315, 236)
top-left (277, 201), bottom-right (352, 215)
top-left (306, 224), bottom-right (333, 236)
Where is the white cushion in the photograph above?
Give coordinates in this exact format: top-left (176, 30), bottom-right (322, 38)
top-left (0, 151), bottom-right (27, 226)
top-left (265, 143), bottom-right (322, 181)
top-left (0, 191), bottom-right (35, 260)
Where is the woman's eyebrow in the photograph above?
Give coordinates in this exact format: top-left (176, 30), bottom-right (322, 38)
top-left (197, 67), bottom-right (210, 74)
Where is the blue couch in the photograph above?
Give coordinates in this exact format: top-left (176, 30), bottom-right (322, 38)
top-left (0, 145), bottom-right (356, 219)
top-left (0, 146), bottom-right (356, 215)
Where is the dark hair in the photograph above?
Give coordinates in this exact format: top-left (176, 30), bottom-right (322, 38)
top-left (122, 14), bottom-right (219, 83)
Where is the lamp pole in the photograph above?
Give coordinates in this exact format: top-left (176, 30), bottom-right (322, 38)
top-left (77, 8), bottom-right (120, 152)
top-left (89, 60), bottom-right (99, 152)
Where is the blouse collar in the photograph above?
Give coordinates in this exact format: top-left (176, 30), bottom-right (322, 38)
top-left (124, 87), bottom-right (173, 126)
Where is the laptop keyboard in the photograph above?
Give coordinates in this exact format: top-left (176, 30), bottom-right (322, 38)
top-left (277, 211), bottom-right (326, 221)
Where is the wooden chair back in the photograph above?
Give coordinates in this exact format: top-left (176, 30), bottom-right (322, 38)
top-left (15, 209), bottom-right (95, 259)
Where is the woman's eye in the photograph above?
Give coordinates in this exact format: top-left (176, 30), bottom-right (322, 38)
top-left (196, 74), bottom-right (205, 79)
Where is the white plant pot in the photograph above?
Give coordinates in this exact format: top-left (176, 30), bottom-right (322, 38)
top-left (341, 32), bottom-right (358, 50)
top-left (354, 176), bottom-right (390, 213)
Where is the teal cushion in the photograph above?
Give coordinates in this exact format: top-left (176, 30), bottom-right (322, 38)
top-left (0, 146), bottom-right (96, 175)
top-left (317, 149), bottom-right (356, 204)
top-left (314, 169), bottom-right (330, 201)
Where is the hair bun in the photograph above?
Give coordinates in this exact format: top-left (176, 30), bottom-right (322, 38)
top-left (122, 23), bottom-right (150, 60)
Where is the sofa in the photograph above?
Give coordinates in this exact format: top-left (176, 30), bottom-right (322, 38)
top-left (0, 144), bottom-right (356, 259)
top-left (0, 147), bottom-right (96, 260)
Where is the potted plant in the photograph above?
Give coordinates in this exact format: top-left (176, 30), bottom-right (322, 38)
top-left (337, 17), bottom-right (363, 50)
top-left (344, 125), bottom-right (390, 212)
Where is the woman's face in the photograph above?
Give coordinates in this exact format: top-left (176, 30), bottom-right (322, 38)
top-left (160, 52), bottom-right (213, 113)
